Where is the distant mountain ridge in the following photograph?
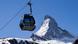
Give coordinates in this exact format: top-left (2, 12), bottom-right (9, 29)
top-left (0, 37), bottom-right (73, 44)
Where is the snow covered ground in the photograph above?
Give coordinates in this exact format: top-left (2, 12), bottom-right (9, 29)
top-left (37, 40), bottom-right (72, 44)
top-left (0, 38), bottom-right (73, 44)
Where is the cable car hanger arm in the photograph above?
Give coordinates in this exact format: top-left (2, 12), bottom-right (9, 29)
top-left (27, 0), bottom-right (32, 15)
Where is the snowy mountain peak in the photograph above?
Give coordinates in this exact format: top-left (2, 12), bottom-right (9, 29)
top-left (34, 15), bottom-right (58, 37)
top-left (44, 15), bottom-right (58, 27)
top-left (31, 15), bottom-right (74, 40)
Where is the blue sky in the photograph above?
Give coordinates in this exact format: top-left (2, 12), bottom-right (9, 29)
top-left (0, 0), bottom-right (78, 38)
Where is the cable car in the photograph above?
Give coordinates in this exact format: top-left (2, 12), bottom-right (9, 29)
top-left (20, 14), bottom-right (35, 31)
top-left (19, 0), bottom-right (35, 31)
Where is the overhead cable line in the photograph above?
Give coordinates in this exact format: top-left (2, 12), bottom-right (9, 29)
top-left (0, 6), bottom-right (26, 31)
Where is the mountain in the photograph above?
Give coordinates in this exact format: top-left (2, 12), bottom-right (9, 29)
top-left (0, 15), bottom-right (76, 44)
top-left (31, 15), bottom-right (74, 41)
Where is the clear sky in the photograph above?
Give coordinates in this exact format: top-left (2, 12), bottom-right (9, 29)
top-left (0, 0), bottom-right (78, 38)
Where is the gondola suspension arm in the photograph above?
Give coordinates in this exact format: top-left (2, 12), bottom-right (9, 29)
top-left (27, 0), bottom-right (32, 15)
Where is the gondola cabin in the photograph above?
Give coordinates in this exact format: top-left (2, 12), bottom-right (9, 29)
top-left (20, 14), bottom-right (35, 31)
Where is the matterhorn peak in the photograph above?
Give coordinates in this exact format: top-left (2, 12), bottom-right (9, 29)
top-left (44, 15), bottom-right (58, 27)
top-left (34, 15), bottom-right (58, 37)
top-left (31, 15), bottom-right (74, 40)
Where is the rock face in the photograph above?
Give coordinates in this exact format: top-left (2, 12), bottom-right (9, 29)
top-left (31, 15), bottom-right (74, 40)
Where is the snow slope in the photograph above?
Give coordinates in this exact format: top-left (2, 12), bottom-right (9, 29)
top-left (35, 18), bottom-right (50, 37)
top-left (37, 40), bottom-right (72, 44)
